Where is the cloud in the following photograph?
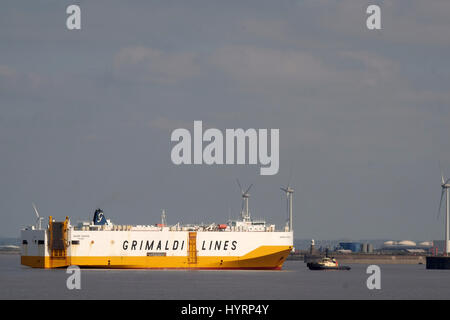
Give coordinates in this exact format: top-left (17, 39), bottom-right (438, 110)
top-left (148, 116), bottom-right (194, 131)
top-left (299, 0), bottom-right (450, 46)
top-left (209, 45), bottom-right (336, 92)
top-left (0, 65), bottom-right (16, 78)
top-left (0, 65), bottom-right (44, 98)
top-left (338, 50), bottom-right (398, 87)
top-left (240, 18), bottom-right (291, 42)
top-left (113, 46), bottom-right (202, 84)
top-left (207, 44), bottom-right (407, 99)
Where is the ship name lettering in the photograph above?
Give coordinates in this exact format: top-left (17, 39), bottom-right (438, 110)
top-left (146, 240), bottom-right (154, 250)
top-left (200, 240), bottom-right (237, 250)
top-left (122, 239), bottom-right (218, 251)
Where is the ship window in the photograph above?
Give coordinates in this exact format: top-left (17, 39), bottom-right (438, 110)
top-left (22, 240), bottom-right (28, 245)
top-left (72, 240), bottom-right (80, 245)
top-left (37, 240), bottom-right (44, 245)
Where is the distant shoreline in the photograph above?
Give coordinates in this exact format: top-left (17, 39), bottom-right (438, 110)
top-left (288, 252), bottom-right (426, 265)
top-left (0, 247), bottom-right (20, 255)
top-left (0, 251), bottom-right (20, 255)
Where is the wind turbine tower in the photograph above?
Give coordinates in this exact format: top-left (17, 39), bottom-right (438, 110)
top-left (281, 185), bottom-right (294, 232)
top-left (237, 179), bottom-right (253, 222)
top-left (439, 174), bottom-right (450, 256)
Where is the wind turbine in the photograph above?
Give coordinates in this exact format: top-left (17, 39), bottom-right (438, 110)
top-left (236, 179), bottom-right (253, 222)
top-left (438, 171), bottom-right (450, 256)
top-left (32, 202), bottom-right (44, 230)
top-left (280, 182), bottom-right (294, 232)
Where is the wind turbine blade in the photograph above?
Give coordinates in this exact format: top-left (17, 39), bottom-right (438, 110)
top-left (245, 184), bottom-right (253, 194)
top-left (236, 179), bottom-right (243, 193)
top-left (32, 202), bottom-right (40, 219)
top-left (438, 188), bottom-right (445, 219)
top-left (439, 161), bottom-right (445, 184)
top-left (281, 187), bottom-right (288, 193)
top-left (445, 178), bottom-right (450, 185)
top-left (287, 167), bottom-right (293, 188)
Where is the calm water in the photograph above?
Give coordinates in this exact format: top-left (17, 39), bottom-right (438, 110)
top-left (0, 254), bottom-right (449, 299)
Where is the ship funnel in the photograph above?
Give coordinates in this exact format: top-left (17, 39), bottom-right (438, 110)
top-left (93, 208), bottom-right (107, 225)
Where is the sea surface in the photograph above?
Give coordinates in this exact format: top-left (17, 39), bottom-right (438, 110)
top-left (0, 254), bottom-right (449, 299)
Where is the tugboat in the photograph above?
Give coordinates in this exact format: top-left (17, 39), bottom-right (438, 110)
top-left (307, 256), bottom-right (351, 271)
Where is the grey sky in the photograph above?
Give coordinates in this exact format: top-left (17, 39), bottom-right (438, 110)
top-left (1, 0), bottom-right (449, 240)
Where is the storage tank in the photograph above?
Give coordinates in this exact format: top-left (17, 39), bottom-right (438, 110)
top-left (360, 243), bottom-right (368, 253)
top-left (398, 240), bottom-right (416, 246)
top-left (419, 241), bottom-right (433, 247)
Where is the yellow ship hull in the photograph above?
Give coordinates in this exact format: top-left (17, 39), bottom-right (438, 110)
top-left (21, 245), bottom-right (292, 270)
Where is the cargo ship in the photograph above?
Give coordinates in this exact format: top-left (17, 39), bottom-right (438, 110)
top-left (21, 185), bottom-right (294, 270)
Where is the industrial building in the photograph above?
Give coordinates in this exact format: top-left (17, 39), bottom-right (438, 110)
top-left (337, 242), bottom-right (361, 253)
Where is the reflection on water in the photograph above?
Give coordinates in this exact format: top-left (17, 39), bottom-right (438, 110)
top-left (0, 254), bottom-right (449, 299)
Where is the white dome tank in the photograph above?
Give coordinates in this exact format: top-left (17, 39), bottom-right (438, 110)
top-left (398, 240), bottom-right (416, 246)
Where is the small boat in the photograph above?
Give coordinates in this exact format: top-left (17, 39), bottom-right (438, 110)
top-left (307, 257), bottom-right (351, 271)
